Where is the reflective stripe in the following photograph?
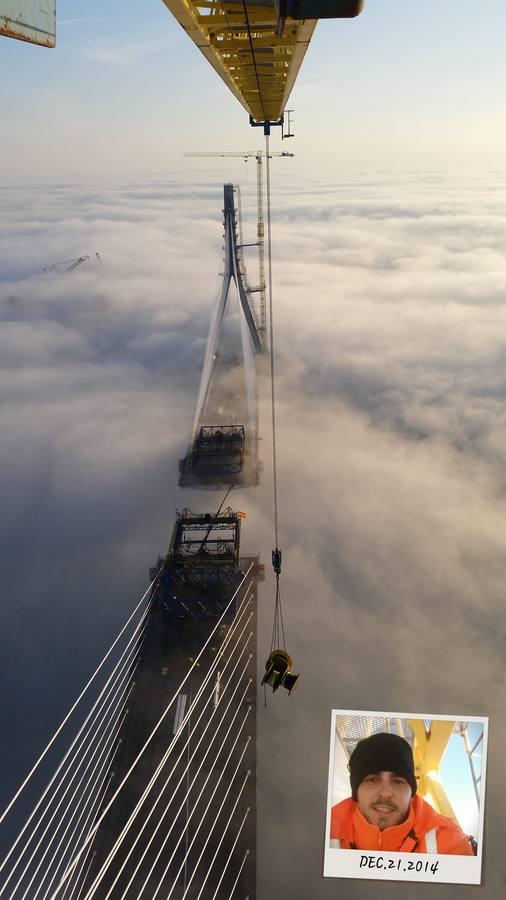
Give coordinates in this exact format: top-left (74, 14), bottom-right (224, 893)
top-left (173, 694), bottom-right (187, 734)
top-left (425, 828), bottom-right (438, 853)
top-left (329, 839), bottom-right (341, 849)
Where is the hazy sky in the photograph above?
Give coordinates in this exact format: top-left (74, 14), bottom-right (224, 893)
top-left (2, 2), bottom-right (506, 898)
top-left (1, 0), bottom-right (506, 177)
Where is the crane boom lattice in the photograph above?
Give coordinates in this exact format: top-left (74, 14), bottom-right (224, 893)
top-left (161, 0), bottom-right (317, 123)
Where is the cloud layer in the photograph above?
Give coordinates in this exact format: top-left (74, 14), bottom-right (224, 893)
top-left (1, 171), bottom-right (506, 897)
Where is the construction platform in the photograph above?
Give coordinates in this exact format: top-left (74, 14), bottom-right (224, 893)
top-left (159, 506), bottom-right (244, 600)
top-left (179, 424), bottom-right (260, 490)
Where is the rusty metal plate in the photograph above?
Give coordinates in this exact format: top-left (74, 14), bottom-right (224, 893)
top-left (0, 1), bottom-right (55, 47)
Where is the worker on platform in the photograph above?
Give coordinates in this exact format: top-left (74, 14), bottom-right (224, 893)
top-left (330, 733), bottom-right (474, 855)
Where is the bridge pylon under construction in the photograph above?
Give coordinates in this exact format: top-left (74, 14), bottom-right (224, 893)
top-left (81, 181), bottom-right (265, 897)
top-left (0, 184), bottom-right (264, 900)
top-left (79, 510), bottom-right (259, 899)
top-left (179, 184), bottom-right (263, 491)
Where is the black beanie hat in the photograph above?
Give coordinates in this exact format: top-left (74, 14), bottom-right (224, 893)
top-left (348, 733), bottom-right (417, 799)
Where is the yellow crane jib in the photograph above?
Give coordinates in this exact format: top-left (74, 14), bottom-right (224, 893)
top-left (409, 719), bottom-right (458, 823)
top-left (161, 0), bottom-right (364, 127)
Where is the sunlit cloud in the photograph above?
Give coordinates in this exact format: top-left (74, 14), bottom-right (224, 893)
top-left (1, 172), bottom-right (505, 898)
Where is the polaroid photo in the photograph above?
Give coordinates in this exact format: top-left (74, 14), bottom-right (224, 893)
top-left (323, 710), bottom-right (487, 885)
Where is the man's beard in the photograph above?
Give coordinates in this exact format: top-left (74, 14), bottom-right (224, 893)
top-left (369, 802), bottom-right (401, 830)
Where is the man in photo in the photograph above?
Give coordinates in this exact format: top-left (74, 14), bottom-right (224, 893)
top-left (330, 732), bottom-right (474, 854)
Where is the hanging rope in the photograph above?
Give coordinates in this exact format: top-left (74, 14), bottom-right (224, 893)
top-left (265, 131), bottom-right (286, 653)
top-left (270, 573), bottom-right (287, 654)
top-left (241, 0), bottom-right (266, 123)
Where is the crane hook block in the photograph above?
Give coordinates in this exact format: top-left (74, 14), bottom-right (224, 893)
top-left (272, 548), bottom-right (282, 576)
top-left (261, 649), bottom-right (299, 695)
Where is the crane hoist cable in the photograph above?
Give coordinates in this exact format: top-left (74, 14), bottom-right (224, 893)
top-left (241, 0), bottom-right (267, 123)
top-left (215, 0), bottom-right (262, 119)
top-left (261, 131), bottom-right (299, 697)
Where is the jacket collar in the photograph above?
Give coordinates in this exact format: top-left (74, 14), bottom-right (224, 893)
top-left (351, 802), bottom-right (418, 851)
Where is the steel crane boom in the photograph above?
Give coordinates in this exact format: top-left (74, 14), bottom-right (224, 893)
top-left (161, 0), bottom-right (364, 126)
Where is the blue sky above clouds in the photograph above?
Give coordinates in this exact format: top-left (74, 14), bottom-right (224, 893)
top-left (2, 0), bottom-right (506, 177)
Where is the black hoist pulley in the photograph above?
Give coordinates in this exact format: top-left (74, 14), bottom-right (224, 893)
top-left (261, 649), bottom-right (299, 695)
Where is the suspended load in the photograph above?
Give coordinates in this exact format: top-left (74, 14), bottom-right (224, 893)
top-left (262, 649), bottom-right (299, 695)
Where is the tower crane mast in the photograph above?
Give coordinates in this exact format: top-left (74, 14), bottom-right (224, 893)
top-left (184, 150), bottom-right (294, 346)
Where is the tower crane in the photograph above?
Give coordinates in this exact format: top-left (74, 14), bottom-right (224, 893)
top-left (184, 150), bottom-right (294, 346)
top-left (42, 252), bottom-right (101, 274)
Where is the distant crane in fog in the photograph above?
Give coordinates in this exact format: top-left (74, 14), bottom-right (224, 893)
top-left (43, 252), bottom-right (101, 273)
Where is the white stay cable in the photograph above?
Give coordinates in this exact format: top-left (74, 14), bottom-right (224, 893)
top-left (59, 717), bottom-right (127, 900)
top-left (36, 687), bottom-right (135, 900)
top-left (210, 807), bottom-right (250, 900)
top-left (122, 665), bottom-right (253, 900)
top-left (49, 566), bottom-right (254, 900)
top-left (106, 622), bottom-right (254, 900)
top-left (64, 757), bottom-right (123, 900)
top-left (184, 770), bottom-right (250, 899)
top-left (64, 769), bottom-right (115, 900)
top-left (0, 601), bottom-right (151, 884)
top-left (226, 849), bottom-right (249, 900)
top-left (85, 593), bottom-right (254, 900)
top-left (156, 723), bottom-right (251, 900)
top-left (8, 648), bottom-right (141, 900)
top-left (0, 574), bottom-right (157, 830)
top-left (0, 626), bottom-right (146, 896)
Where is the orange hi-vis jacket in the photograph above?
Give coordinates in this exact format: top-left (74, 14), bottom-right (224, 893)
top-left (330, 796), bottom-right (474, 855)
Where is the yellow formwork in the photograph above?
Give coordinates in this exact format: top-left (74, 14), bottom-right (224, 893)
top-left (161, 0), bottom-right (317, 122)
top-left (409, 719), bottom-right (458, 823)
